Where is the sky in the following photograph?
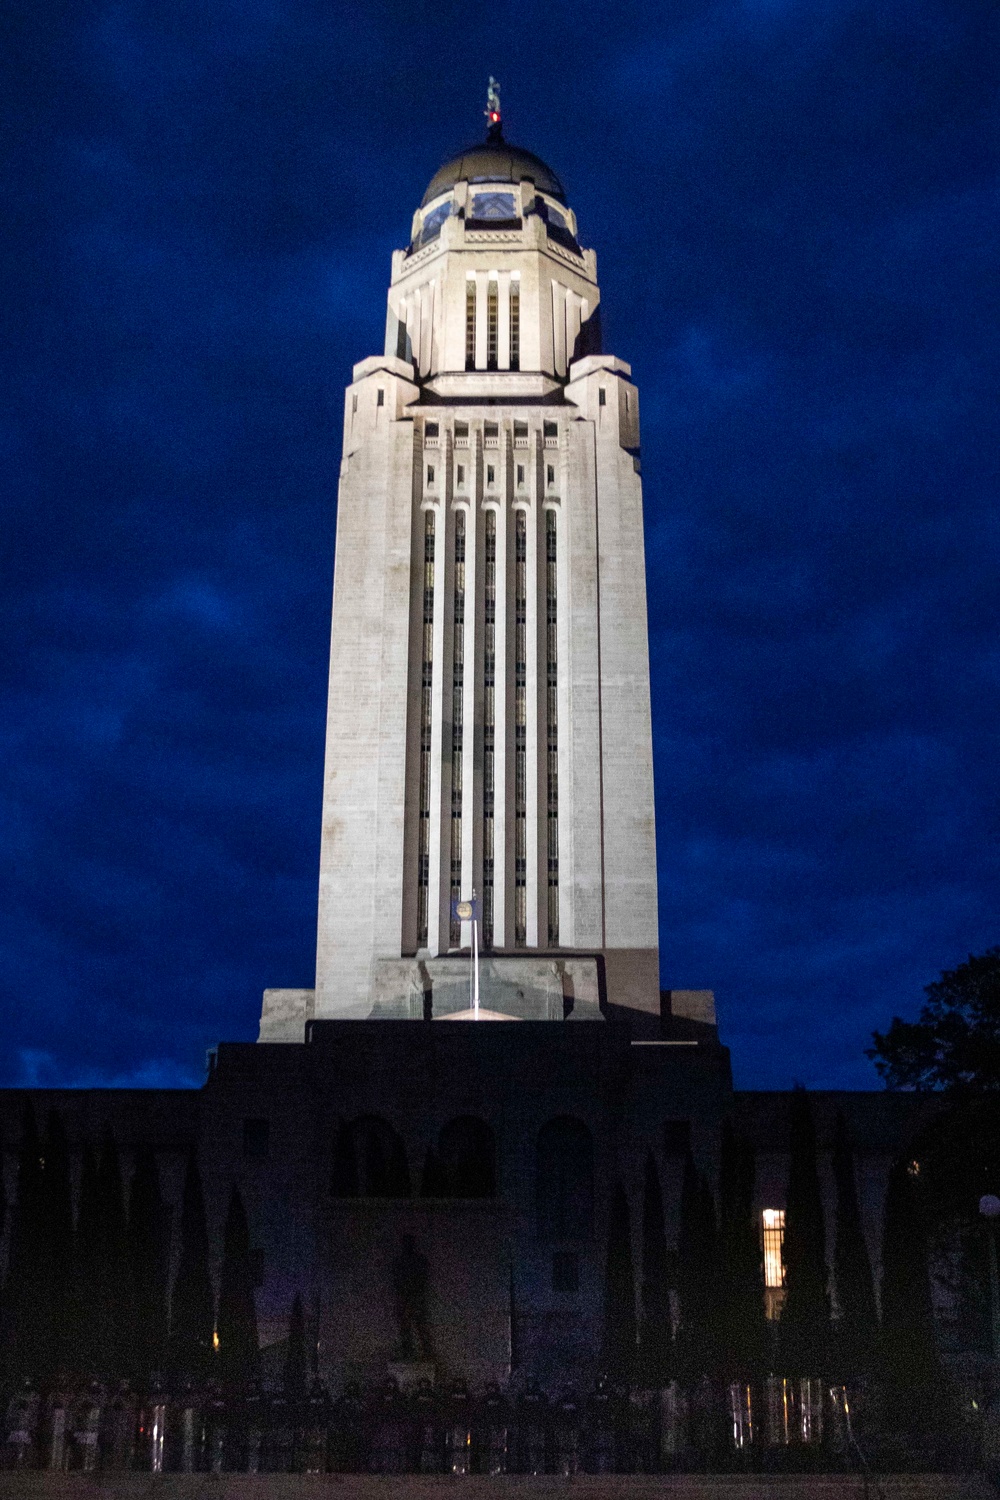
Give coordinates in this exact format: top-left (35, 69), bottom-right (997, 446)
top-left (2, 0), bottom-right (997, 1092)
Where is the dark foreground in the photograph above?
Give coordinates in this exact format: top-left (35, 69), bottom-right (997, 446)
top-left (0, 1475), bottom-right (991, 1497)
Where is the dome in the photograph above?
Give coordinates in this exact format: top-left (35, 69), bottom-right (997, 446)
top-left (421, 136), bottom-right (567, 208)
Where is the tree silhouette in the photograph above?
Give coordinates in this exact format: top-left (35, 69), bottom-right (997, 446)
top-left (638, 1152), bottom-right (672, 1385)
top-left (129, 1145), bottom-right (169, 1378)
top-left (69, 1144), bottom-right (101, 1375)
top-left (0, 1128), bottom-right (5, 1358)
top-left (169, 1148), bottom-right (215, 1382)
top-left (216, 1187), bottom-right (260, 1392)
top-left (365, 1128), bottom-right (388, 1196)
top-left (283, 1293), bottom-right (307, 1404)
top-left (868, 947), bottom-right (1000, 1092)
top-left (38, 1110), bottom-right (74, 1380)
top-left (95, 1131), bottom-right (135, 1379)
top-left (2, 1102), bottom-right (45, 1380)
top-left (878, 1156), bottom-right (945, 1434)
top-left (675, 1149), bottom-right (719, 1383)
top-left (778, 1088), bottom-right (830, 1376)
top-left (831, 1111), bottom-right (877, 1381)
top-left (600, 1181), bottom-right (637, 1383)
top-left (717, 1121), bottom-right (767, 1381)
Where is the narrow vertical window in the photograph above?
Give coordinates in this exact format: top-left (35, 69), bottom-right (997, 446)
top-left (417, 511), bottom-right (435, 946)
top-left (465, 280), bottom-right (477, 371)
top-left (514, 510), bottom-right (527, 948)
top-left (487, 279), bottom-right (499, 370)
top-left (762, 1209), bottom-right (786, 1320)
top-left (483, 511), bottom-right (496, 950)
top-left (509, 279), bottom-right (520, 372)
top-left (449, 511), bottom-right (466, 948)
top-left (377, 388), bottom-right (385, 407)
top-left (545, 510), bottom-right (558, 946)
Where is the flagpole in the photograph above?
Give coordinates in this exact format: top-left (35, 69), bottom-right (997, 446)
top-left (472, 888), bottom-right (480, 1020)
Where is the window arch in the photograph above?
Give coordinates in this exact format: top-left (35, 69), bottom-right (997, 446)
top-left (436, 1117), bottom-right (496, 1198)
top-left (331, 1116), bottom-right (411, 1198)
top-left (536, 1116), bottom-right (594, 1241)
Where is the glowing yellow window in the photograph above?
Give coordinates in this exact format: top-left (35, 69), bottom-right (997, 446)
top-left (762, 1208), bottom-right (786, 1320)
top-left (762, 1208), bottom-right (785, 1286)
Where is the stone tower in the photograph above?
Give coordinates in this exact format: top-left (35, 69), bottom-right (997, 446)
top-left (261, 104), bottom-right (660, 1036)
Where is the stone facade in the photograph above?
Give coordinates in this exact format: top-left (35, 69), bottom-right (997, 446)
top-left (0, 1037), bottom-right (932, 1391)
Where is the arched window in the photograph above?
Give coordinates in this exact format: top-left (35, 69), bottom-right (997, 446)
top-left (536, 1116), bottom-right (594, 1241)
top-left (436, 1117), bottom-right (496, 1198)
top-left (331, 1116), bottom-right (411, 1198)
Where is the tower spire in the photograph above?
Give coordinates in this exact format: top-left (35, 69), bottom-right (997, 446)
top-left (484, 77), bottom-right (502, 141)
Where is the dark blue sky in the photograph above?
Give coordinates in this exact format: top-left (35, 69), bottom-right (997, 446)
top-left (2, 0), bottom-right (997, 1091)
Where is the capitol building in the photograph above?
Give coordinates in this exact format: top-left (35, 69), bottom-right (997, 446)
top-left (0, 97), bottom-right (926, 1409)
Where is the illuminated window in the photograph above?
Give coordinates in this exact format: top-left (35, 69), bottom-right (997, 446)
top-left (472, 191), bottom-right (516, 221)
top-left (449, 511), bottom-right (466, 948)
top-left (465, 279), bottom-right (477, 371)
top-left (482, 511), bottom-right (496, 949)
top-left (545, 509), bottom-right (558, 946)
top-left (514, 511), bottom-right (527, 947)
top-left (417, 512), bottom-right (435, 945)
top-left (487, 280), bottom-right (498, 371)
top-left (762, 1208), bottom-right (786, 1320)
top-left (509, 279), bottom-right (520, 371)
top-left (420, 199), bottom-right (451, 243)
